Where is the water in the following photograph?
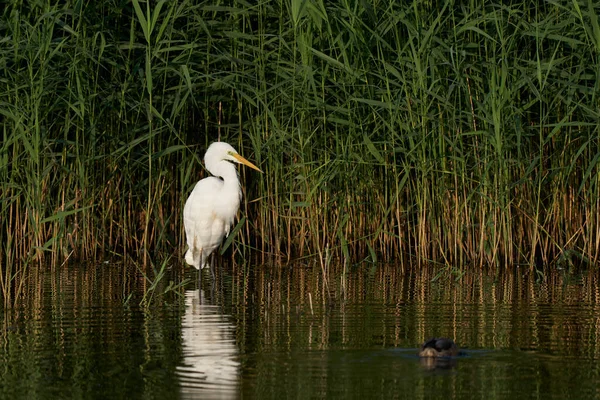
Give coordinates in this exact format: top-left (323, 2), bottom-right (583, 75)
top-left (1, 263), bottom-right (600, 399)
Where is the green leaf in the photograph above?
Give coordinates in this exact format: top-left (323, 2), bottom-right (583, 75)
top-left (40, 206), bottom-right (93, 224)
top-left (364, 136), bottom-right (385, 164)
top-left (220, 216), bottom-right (246, 254)
top-left (131, 0), bottom-right (149, 43)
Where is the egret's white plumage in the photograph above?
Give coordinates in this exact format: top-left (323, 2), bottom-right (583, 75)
top-left (184, 142), bottom-right (261, 270)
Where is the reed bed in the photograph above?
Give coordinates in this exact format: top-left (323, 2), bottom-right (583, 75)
top-left (1, 0), bottom-right (600, 279)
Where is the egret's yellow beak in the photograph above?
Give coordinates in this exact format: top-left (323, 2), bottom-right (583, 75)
top-left (232, 153), bottom-right (263, 173)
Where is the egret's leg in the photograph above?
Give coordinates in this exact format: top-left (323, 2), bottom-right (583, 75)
top-left (198, 269), bottom-right (202, 298)
top-left (197, 249), bottom-right (204, 297)
top-left (210, 254), bottom-right (217, 294)
top-left (209, 253), bottom-right (215, 281)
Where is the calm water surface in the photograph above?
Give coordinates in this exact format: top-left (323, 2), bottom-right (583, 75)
top-left (1, 263), bottom-right (600, 399)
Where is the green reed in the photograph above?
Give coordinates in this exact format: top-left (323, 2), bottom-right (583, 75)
top-left (1, 0), bottom-right (600, 280)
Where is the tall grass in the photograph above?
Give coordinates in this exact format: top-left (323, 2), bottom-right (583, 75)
top-left (1, 0), bottom-right (600, 280)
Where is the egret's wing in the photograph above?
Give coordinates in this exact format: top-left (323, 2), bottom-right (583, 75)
top-left (183, 177), bottom-right (230, 268)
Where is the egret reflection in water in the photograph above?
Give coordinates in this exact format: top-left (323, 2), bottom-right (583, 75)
top-left (177, 289), bottom-right (240, 398)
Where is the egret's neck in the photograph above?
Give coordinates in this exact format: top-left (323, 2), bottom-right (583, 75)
top-left (211, 161), bottom-right (241, 192)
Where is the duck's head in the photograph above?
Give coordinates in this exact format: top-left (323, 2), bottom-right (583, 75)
top-left (418, 337), bottom-right (459, 357)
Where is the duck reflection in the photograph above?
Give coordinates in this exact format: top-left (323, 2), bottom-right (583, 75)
top-left (177, 289), bottom-right (240, 399)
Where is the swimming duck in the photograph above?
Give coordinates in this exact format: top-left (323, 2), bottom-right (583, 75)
top-left (418, 337), bottom-right (459, 357)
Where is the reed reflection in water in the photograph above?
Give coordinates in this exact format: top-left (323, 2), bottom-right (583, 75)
top-left (2, 262), bottom-right (600, 399)
top-left (177, 289), bottom-right (240, 398)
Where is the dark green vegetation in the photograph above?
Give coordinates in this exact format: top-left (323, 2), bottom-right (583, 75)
top-left (2, 0), bottom-right (600, 277)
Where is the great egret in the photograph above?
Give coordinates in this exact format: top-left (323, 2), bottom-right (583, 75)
top-left (184, 142), bottom-right (262, 271)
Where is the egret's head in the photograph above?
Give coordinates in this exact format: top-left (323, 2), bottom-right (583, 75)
top-left (205, 142), bottom-right (262, 172)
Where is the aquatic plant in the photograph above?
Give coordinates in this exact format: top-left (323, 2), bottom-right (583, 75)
top-left (1, 0), bottom-right (600, 274)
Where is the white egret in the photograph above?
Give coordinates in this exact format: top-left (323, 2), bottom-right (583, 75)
top-left (184, 142), bottom-right (262, 271)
